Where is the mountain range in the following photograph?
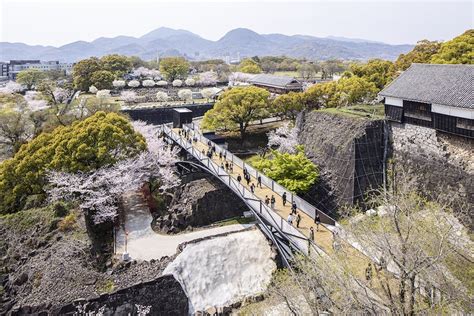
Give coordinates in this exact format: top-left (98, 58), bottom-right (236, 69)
top-left (0, 27), bottom-right (413, 62)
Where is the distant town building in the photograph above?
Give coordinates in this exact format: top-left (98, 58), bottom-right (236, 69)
top-left (380, 63), bottom-right (473, 138)
top-left (249, 74), bottom-right (303, 94)
top-left (0, 62), bottom-right (9, 79)
top-left (3, 60), bottom-right (74, 80)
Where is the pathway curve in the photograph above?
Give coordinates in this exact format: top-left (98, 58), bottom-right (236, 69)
top-left (115, 191), bottom-right (253, 261)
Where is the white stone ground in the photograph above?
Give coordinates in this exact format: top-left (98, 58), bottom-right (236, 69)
top-left (115, 192), bottom-right (253, 261)
top-left (163, 229), bottom-right (277, 314)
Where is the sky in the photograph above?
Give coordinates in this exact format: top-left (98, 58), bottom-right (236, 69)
top-left (0, 0), bottom-right (472, 46)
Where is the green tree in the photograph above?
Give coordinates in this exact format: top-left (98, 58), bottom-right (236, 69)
top-left (0, 93), bottom-right (32, 155)
top-left (16, 69), bottom-right (45, 90)
top-left (350, 59), bottom-right (395, 90)
top-left (252, 147), bottom-right (318, 193)
top-left (72, 57), bottom-right (101, 91)
top-left (272, 92), bottom-right (305, 120)
top-left (395, 40), bottom-right (442, 71)
top-left (100, 54), bottom-right (133, 76)
top-left (90, 70), bottom-right (115, 90)
top-left (159, 57), bottom-right (190, 81)
top-left (239, 59), bottom-right (262, 74)
top-left (335, 76), bottom-right (378, 106)
top-left (0, 111), bottom-right (146, 213)
top-left (202, 86), bottom-right (270, 140)
top-left (303, 81), bottom-right (339, 108)
top-left (430, 29), bottom-right (474, 64)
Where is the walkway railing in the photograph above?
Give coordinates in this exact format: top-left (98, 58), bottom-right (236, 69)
top-left (161, 124), bottom-right (325, 258)
top-left (185, 122), bottom-right (336, 226)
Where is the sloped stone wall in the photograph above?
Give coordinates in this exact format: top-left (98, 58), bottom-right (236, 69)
top-left (297, 111), bottom-right (385, 217)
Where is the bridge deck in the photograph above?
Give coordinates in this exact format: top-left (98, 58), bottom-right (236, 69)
top-left (171, 126), bottom-right (377, 275)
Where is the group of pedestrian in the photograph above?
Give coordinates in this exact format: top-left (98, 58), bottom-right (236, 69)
top-left (224, 161), bottom-right (234, 173)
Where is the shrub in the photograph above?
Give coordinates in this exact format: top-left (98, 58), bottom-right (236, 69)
top-left (156, 91), bottom-right (169, 102)
top-left (172, 79), bottom-right (183, 87)
top-left (58, 212), bottom-right (77, 231)
top-left (89, 85), bottom-right (98, 93)
top-left (142, 79), bottom-right (155, 87)
top-left (128, 80), bottom-right (140, 88)
top-left (178, 89), bottom-right (193, 101)
top-left (185, 78), bottom-right (195, 86)
top-left (112, 80), bottom-right (126, 88)
top-left (53, 201), bottom-right (69, 217)
top-left (156, 80), bottom-right (168, 86)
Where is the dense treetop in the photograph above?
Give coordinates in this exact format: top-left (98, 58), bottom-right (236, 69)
top-left (251, 147), bottom-right (318, 193)
top-left (159, 57), bottom-right (190, 81)
top-left (0, 111), bottom-right (146, 213)
top-left (430, 29), bottom-right (474, 64)
top-left (202, 86), bottom-right (270, 140)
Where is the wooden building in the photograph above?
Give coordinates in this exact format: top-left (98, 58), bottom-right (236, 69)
top-left (380, 64), bottom-right (473, 138)
top-left (249, 74), bottom-right (303, 94)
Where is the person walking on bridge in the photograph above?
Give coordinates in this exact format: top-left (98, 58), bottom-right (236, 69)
top-left (282, 192), bottom-right (287, 206)
top-left (309, 227), bottom-right (315, 242)
top-left (237, 174), bottom-right (242, 183)
top-left (296, 212), bottom-right (301, 228)
top-left (265, 195), bottom-right (270, 206)
top-left (270, 195), bottom-right (276, 209)
top-left (287, 213), bottom-right (294, 225)
top-left (257, 176), bottom-right (262, 188)
top-left (291, 201), bottom-right (297, 214)
top-left (315, 213), bottom-right (321, 231)
top-left (250, 183), bottom-right (255, 194)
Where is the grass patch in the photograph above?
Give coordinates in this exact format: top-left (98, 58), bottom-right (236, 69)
top-left (445, 252), bottom-right (474, 295)
top-left (0, 206), bottom-right (55, 233)
top-left (212, 216), bottom-right (255, 227)
top-left (58, 212), bottom-right (78, 232)
top-left (96, 279), bottom-right (115, 294)
top-left (317, 104), bottom-right (385, 119)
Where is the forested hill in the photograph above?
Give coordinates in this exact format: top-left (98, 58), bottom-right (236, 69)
top-left (0, 27), bottom-right (413, 62)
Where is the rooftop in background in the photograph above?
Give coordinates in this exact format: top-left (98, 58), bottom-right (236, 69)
top-left (379, 64), bottom-right (474, 109)
top-left (249, 74), bottom-right (302, 92)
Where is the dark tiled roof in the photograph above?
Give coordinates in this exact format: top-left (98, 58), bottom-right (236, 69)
top-left (250, 74), bottom-right (301, 89)
top-left (379, 63), bottom-right (474, 109)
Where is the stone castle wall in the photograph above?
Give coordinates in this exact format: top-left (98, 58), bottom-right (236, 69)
top-left (389, 123), bottom-right (473, 224)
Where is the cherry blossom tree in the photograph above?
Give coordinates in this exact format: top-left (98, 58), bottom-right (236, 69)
top-left (47, 121), bottom-right (180, 224)
top-left (142, 79), bottom-right (155, 87)
top-left (156, 91), bottom-right (169, 102)
top-left (89, 85), bottom-right (98, 94)
top-left (128, 80), bottom-right (140, 88)
top-left (132, 67), bottom-right (161, 79)
top-left (156, 80), bottom-right (168, 87)
top-left (198, 71), bottom-right (218, 86)
top-left (113, 80), bottom-right (126, 89)
top-left (120, 91), bottom-right (137, 103)
top-left (96, 89), bottom-right (111, 99)
top-left (267, 122), bottom-right (299, 154)
top-left (201, 88), bottom-right (215, 100)
top-left (228, 72), bottom-right (256, 86)
top-left (178, 89), bottom-right (193, 101)
top-left (172, 79), bottom-right (183, 87)
top-left (0, 81), bottom-right (23, 94)
top-left (53, 87), bottom-right (69, 104)
top-left (185, 78), bottom-right (195, 86)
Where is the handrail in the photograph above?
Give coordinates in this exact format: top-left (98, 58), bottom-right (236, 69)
top-left (161, 124), bottom-right (325, 257)
top-left (182, 123), bottom-right (337, 226)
